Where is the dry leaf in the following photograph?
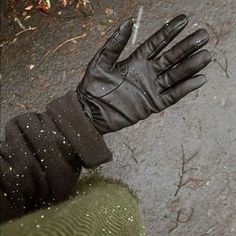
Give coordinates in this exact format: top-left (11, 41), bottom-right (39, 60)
top-left (105, 8), bottom-right (113, 15)
top-left (37, 0), bottom-right (51, 13)
top-left (59, 0), bottom-right (68, 7)
top-left (24, 4), bottom-right (34, 11)
top-left (183, 178), bottom-right (206, 190)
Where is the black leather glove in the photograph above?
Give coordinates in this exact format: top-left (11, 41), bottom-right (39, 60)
top-left (77, 14), bottom-right (211, 134)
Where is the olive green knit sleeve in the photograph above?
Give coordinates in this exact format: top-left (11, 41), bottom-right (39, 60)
top-left (1, 176), bottom-right (145, 236)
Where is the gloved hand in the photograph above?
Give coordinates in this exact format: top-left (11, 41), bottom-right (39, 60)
top-left (76, 14), bottom-right (211, 134)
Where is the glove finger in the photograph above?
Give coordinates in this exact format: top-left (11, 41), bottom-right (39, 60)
top-left (160, 74), bottom-right (206, 106)
top-left (98, 19), bottom-right (133, 69)
top-left (155, 29), bottom-right (209, 73)
top-left (132, 14), bottom-right (188, 60)
top-left (158, 50), bottom-right (211, 88)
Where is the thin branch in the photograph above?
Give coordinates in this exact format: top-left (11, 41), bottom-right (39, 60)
top-left (174, 145), bottom-right (185, 196)
top-left (169, 210), bottom-right (181, 233)
top-left (214, 59), bottom-right (230, 79)
top-left (184, 152), bottom-right (198, 164)
top-left (14, 17), bottom-right (26, 30)
top-left (0, 27), bottom-right (37, 48)
top-left (213, 49), bottom-right (230, 79)
top-left (121, 140), bottom-right (138, 164)
top-left (52, 33), bottom-right (86, 54)
top-left (174, 145), bottom-right (198, 196)
top-left (15, 27), bottom-right (37, 36)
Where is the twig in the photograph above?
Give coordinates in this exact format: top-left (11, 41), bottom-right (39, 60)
top-left (169, 210), bottom-right (181, 233)
top-left (0, 40), bottom-right (10, 48)
top-left (52, 33), bottom-right (86, 54)
top-left (174, 146), bottom-right (185, 196)
top-left (214, 59), bottom-right (230, 79)
top-left (37, 32), bottom-right (86, 68)
top-left (14, 17), bottom-right (26, 30)
top-left (121, 140), bottom-right (138, 164)
top-left (184, 152), bottom-right (197, 164)
top-left (15, 27), bottom-right (37, 36)
top-left (213, 49), bottom-right (230, 79)
top-left (174, 145), bottom-right (198, 196)
top-left (0, 27), bottom-right (37, 48)
top-left (0, 38), bottom-right (17, 48)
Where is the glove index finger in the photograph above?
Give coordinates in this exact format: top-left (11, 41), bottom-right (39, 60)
top-left (98, 19), bottom-right (133, 69)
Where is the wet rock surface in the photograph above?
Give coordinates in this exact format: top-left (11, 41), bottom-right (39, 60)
top-left (1, 0), bottom-right (236, 235)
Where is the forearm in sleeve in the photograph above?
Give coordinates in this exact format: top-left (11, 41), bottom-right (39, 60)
top-left (0, 91), bottom-right (112, 223)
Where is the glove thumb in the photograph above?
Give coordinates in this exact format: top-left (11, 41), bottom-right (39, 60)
top-left (98, 19), bottom-right (133, 69)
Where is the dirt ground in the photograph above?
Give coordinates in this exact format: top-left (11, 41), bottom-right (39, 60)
top-left (1, 0), bottom-right (236, 235)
